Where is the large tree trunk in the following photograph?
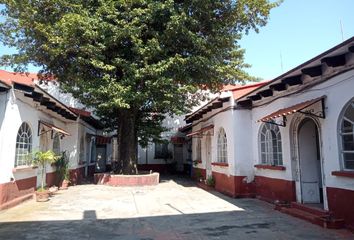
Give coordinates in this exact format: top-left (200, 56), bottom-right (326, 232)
top-left (115, 108), bottom-right (138, 174)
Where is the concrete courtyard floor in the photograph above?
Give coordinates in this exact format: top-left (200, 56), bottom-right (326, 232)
top-left (0, 177), bottom-right (352, 240)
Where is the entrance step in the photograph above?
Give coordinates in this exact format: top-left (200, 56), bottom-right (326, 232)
top-left (276, 202), bottom-right (345, 229)
top-left (291, 202), bottom-right (328, 217)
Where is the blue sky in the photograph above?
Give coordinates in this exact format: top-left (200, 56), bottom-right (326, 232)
top-left (1, 0), bottom-right (354, 80)
top-left (239, 0), bottom-right (354, 80)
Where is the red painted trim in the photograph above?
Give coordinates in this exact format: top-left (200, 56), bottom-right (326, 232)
top-left (192, 167), bottom-right (206, 180)
top-left (46, 171), bottom-right (57, 187)
top-left (196, 181), bottom-right (214, 191)
top-left (0, 193), bottom-right (34, 211)
top-left (211, 172), bottom-right (256, 198)
top-left (331, 171), bottom-right (354, 178)
top-left (0, 176), bottom-right (36, 208)
top-left (69, 167), bottom-right (85, 185)
top-left (254, 164), bottom-right (286, 171)
top-left (94, 173), bottom-right (159, 186)
top-left (255, 176), bottom-right (296, 203)
top-left (327, 187), bottom-right (354, 231)
top-left (211, 162), bottom-right (229, 167)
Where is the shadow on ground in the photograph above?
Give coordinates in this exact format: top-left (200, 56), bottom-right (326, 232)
top-left (0, 175), bottom-right (352, 240)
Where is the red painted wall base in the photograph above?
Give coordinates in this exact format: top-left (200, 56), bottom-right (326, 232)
top-left (192, 167), bottom-right (206, 180)
top-left (327, 187), bottom-right (354, 231)
top-left (212, 172), bottom-right (255, 198)
top-left (94, 172), bottom-right (160, 186)
top-left (255, 176), bottom-right (296, 203)
top-left (69, 165), bottom-right (95, 185)
top-left (46, 171), bottom-right (57, 187)
top-left (0, 177), bottom-right (36, 210)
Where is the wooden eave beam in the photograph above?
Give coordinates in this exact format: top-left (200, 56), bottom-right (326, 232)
top-left (259, 89), bottom-right (273, 98)
top-left (0, 86), bottom-right (9, 92)
top-left (200, 109), bottom-right (208, 115)
top-left (349, 46), bottom-right (354, 53)
top-left (321, 54), bottom-right (346, 67)
top-left (211, 101), bottom-right (222, 109)
top-left (281, 75), bottom-right (302, 86)
top-left (248, 94), bottom-right (262, 101)
top-left (236, 99), bottom-right (252, 108)
top-left (301, 65), bottom-right (322, 77)
top-left (13, 83), bottom-right (34, 94)
top-left (219, 97), bottom-right (230, 103)
top-left (269, 82), bottom-right (287, 92)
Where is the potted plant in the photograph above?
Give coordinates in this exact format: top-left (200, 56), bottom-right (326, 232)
top-left (205, 175), bottom-right (215, 187)
top-left (55, 151), bottom-right (70, 190)
top-left (32, 150), bottom-right (59, 202)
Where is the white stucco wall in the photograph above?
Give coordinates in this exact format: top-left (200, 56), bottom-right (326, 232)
top-left (251, 69), bottom-right (354, 193)
top-left (137, 114), bottom-right (185, 165)
top-left (0, 89), bottom-right (80, 185)
top-left (191, 99), bottom-right (238, 177)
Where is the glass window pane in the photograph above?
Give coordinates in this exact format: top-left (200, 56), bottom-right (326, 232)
top-left (342, 135), bottom-right (354, 151)
top-left (344, 105), bottom-right (354, 120)
top-left (342, 120), bottom-right (353, 133)
top-left (344, 159), bottom-right (354, 169)
top-left (15, 122), bottom-right (32, 167)
top-left (259, 124), bottom-right (282, 166)
top-left (344, 152), bottom-right (354, 162)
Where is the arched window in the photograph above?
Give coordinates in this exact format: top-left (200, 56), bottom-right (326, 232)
top-left (53, 133), bottom-right (61, 155)
top-left (259, 123), bottom-right (283, 165)
top-left (15, 122), bottom-right (32, 167)
top-left (217, 128), bottom-right (227, 163)
top-left (339, 99), bottom-right (354, 170)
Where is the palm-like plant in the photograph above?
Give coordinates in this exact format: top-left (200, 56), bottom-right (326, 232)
top-left (55, 151), bottom-right (70, 183)
top-left (32, 150), bottom-right (59, 191)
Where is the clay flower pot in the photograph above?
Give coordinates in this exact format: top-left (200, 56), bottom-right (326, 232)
top-left (60, 179), bottom-right (70, 190)
top-left (36, 189), bottom-right (50, 202)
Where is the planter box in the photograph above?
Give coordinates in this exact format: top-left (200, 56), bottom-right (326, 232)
top-left (94, 172), bottom-right (159, 186)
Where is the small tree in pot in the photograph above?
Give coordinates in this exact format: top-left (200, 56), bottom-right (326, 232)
top-left (32, 150), bottom-right (59, 202)
top-left (55, 151), bottom-right (70, 190)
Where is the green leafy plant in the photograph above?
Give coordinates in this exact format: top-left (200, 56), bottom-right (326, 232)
top-left (0, 0), bottom-right (280, 175)
top-left (55, 151), bottom-right (70, 183)
top-left (32, 150), bottom-right (59, 191)
top-left (194, 168), bottom-right (203, 181)
top-left (206, 175), bottom-right (215, 187)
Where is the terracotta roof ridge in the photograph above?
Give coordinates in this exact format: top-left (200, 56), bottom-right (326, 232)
top-left (227, 81), bottom-right (270, 92)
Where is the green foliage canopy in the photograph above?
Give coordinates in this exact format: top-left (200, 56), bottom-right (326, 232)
top-left (0, 0), bottom-right (279, 145)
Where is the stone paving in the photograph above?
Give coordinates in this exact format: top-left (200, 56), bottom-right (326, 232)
top-left (0, 177), bottom-right (352, 240)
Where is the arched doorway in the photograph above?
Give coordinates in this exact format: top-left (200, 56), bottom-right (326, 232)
top-left (298, 118), bottom-right (323, 205)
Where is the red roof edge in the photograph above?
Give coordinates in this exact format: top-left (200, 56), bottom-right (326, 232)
top-left (227, 81), bottom-right (270, 92)
top-left (69, 107), bottom-right (91, 117)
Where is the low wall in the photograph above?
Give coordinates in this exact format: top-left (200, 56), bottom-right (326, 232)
top-left (0, 177), bottom-right (36, 210)
top-left (94, 172), bottom-right (160, 186)
top-left (327, 187), bottom-right (354, 231)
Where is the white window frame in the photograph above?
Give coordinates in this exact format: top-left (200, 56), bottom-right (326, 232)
top-left (339, 99), bottom-right (354, 170)
top-left (217, 128), bottom-right (227, 163)
top-left (15, 122), bottom-right (33, 167)
top-left (259, 123), bottom-right (283, 166)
